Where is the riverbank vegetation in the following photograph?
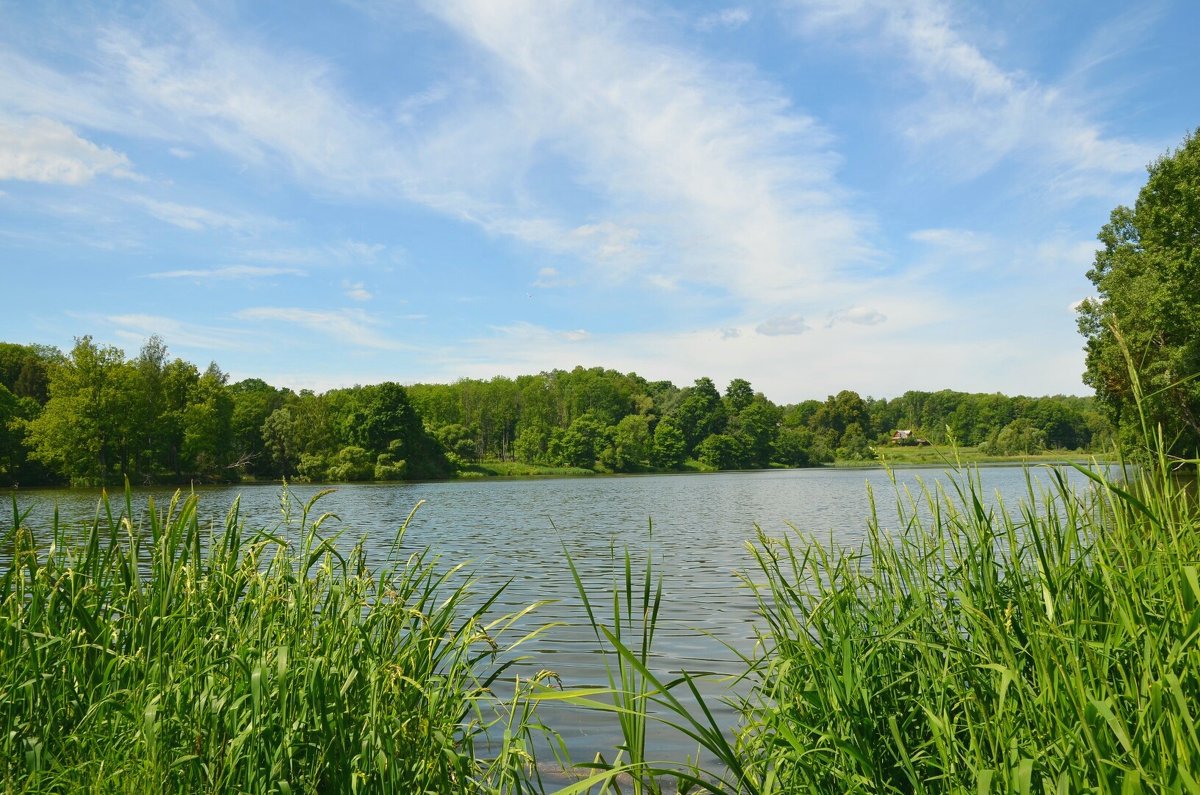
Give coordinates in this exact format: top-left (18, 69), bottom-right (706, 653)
top-left (1, 487), bottom-right (558, 793)
top-left (3, 411), bottom-right (1196, 793)
top-left (0, 338), bottom-right (1111, 487)
top-left (572, 433), bottom-right (1200, 792)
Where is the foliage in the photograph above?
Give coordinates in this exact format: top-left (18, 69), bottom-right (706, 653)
top-left (696, 432), bottom-right (748, 470)
top-left (554, 429), bottom-right (1200, 792)
top-left (1, 488), bottom-right (551, 793)
top-left (1078, 128), bottom-right (1200, 456)
top-left (647, 421), bottom-right (683, 470)
top-left (24, 337), bottom-right (134, 485)
top-left (979, 417), bottom-right (1048, 456)
top-left (599, 414), bottom-right (653, 472)
top-left (0, 334), bottom-right (1112, 485)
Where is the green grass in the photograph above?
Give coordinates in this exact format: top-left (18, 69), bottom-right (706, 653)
top-left (557, 432), bottom-right (1200, 791)
top-left (839, 444), bottom-right (1116, 468)
top-left (460, 460), bottom-right (597, 478)
top-left (1, 486), bottom-right (554, 794)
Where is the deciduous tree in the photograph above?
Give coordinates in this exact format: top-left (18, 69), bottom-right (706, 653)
top-left (1078, 129), bottom-right (1200, 454)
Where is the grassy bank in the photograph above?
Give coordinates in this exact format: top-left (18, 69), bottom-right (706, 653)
top-left (4, 434), bottom-right (1197, 792)
top-left (841, 443), bottom-right (1116, 468)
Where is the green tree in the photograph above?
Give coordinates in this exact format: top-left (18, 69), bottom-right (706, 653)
top-left (772, 427), bottom-right (815, 467)
top-left (981, 418), bottom-right (1047, 456)
top-left (811, 390), bottom-right (872, 447)
top-left (25, 337), bottom-right (131, 484)
top-left (724, 378), bottom-right (754, 413)
top-left (345, 382), bottom-right (448, 478)
top-left (435, 422), bottom-right (479, 466)
top-left (549, 412), bottom-right (609, 468)
top-left (599, 414), bottom-right (652, 472)
top-left (181, 363), bottom-right (234, 480)
top-left (836, 422), bottom-right (873, 461)
top-left (729, 396), bottom-right (780, 468)
top-left (513, 424), bottom-right (551, 464)
top-left (673, 377), bottom-right (727, 453)
top-left (1078, 129), bottom-right (1200, 454)
top-left (228, 378), bottom-right (287, 476)
top-left (651, 420), bottom-right (687, 469)
top-left (0, 384), bottom-right (42, 484)
top-left (262, 407), bottom-right (301, 476)
top-left (696, 433), bottom-right (748, 470)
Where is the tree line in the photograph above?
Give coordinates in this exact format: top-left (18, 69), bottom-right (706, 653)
top-left (0, 336), bottom-right (1111, 487)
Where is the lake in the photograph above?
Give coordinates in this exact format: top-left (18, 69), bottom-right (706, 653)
top-left (5, 463), bottom-right (1104, 775)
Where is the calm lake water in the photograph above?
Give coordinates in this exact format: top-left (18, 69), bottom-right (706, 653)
top-left (5, 464), bottom-right (1103, 773)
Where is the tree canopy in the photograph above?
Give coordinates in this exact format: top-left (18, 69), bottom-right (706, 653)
top-left (1077, 128), bottom-right (1200, 455)
top-left (0, 338), bottom-right (1113, 486)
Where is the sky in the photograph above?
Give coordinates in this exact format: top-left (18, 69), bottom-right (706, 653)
top-left (1, 0), bottom-right (1197, 404)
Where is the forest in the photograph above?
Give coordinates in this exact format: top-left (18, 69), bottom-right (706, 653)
top-left (0, 335), bottom-right (1112, 487)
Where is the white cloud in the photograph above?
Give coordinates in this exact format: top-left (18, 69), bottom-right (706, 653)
top-left (168, 146), bottom-right (194, 159)
top-left (910, 227), bottom-right (987, 253)
top-left (569, 222), bottom-right (640, 261)
top-left (90, 313), bottom-right (249, 350)
top-left (787, 0), bottom-right (1158, 198)
top-left (1, 3), bottom-right (868, 310)
top-left (756, 314), bottom-right (810, 336)
top-left (697, 7), bottom-right (752, 31)
top-left (343, 280), bottom-right (373, 301)
top-left (827, 306), bottom-right (886, 327)
top-left (438, 318), bottom-right (1088, 402)
top-left (0, 116), bottom-right (135, 184)
top-left (245, 240), bottom-right (386, 266)
top-left (419, 0), bottom-right (871, 304)
top-left (132, 197), bottom-right (257, 231)
top-left (532, 266), bottom-right (571, 288)
top-left (235, 307), bottom-right (409, 350)
top-left (146, 265), bottom-right (305, 279)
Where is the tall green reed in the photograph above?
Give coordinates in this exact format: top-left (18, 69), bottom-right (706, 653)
top-left (552, 414), bottom-right (1199, 792)
top-left (1, 484), bottom-right (551, 793)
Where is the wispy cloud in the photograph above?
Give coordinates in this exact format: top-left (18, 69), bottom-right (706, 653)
top-left (697, 7), bottom-right (751, 32)
top-left (244, 240), bottom-right (387, 266)
top-left (131, 197), bottom-right (265, 232)
top-left (82, 313), bottom-right (250, 351)
top-left (146, 265), bottom-right (305, 280)
top-left (532, 266), bottom-right (572, 289)
top-left (756, 314), bottom-right (810, 336)
top-left (2, 3), bottom-right (868, 310)
top-left (415, 0), bottom-right (870, 304)
top-left (235, 307), bottom-right (409, 350)
top-left (343, 280), bottom-right (372, 301)
top-left (787, 0), bottom-right (1158, 198)
top-left (0, 115), bottom-right (136, 184)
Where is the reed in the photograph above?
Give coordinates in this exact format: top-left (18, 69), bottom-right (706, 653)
top-left (562, 439), bottom-right (1200, 791)
top-left (0, 485), bottom-right (550, 793)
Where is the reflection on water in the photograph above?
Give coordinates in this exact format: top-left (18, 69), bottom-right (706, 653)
top-left (3, 465), bottom-right (1103, 767)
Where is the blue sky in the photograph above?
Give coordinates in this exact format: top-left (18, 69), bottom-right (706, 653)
top-left (1, 1), bottom-right (1196, 402)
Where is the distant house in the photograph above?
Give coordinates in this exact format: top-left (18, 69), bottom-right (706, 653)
top-left (890, 429), bottom-right (931, 446)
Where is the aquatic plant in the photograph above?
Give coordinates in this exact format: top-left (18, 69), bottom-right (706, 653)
top-left (0, 486), bottom-right (550, 793)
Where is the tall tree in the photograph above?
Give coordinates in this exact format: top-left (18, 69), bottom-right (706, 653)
top-left (1078, 129), bottom-right (1200, 454)
top-left (673, 377), bottom-right (727, 453)
top-left (25, 337), bottom-right (130, 484)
